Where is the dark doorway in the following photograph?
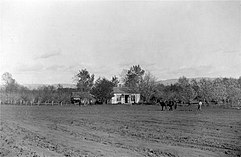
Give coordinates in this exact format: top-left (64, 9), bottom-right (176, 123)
top-left (125, 95), bottom-right (129, 103)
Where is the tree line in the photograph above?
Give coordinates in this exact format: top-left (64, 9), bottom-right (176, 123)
top-left (0, 72), bottom-right (74, 105)
top-left (1, 65), bottom-right (241, 106)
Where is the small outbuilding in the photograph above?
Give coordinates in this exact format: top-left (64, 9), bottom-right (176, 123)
top-left (111, 87), bottom-right (140, 104)
top-left (71, 92), bottom-right (95, 105)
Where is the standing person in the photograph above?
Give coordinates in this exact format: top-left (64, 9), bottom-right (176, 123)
top-left (174, 101), bottom-right (177, 110)
top-left (198, 100), bottom-right (202, 110)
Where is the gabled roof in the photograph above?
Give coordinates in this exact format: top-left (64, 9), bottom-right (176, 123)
top-left (112, 87), bottom-right (137, 94)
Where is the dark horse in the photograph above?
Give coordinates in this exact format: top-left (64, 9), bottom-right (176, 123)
top-left (160, 101), bottom-right (167, 111)
top-left (166, 100), bottom-right (174, 110)
top-left (158, 99), bottom-right (177, 111)
top-left (167, 100), bottom-right (178, 110)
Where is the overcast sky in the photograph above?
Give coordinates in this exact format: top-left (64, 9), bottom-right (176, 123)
top-left (1, 0), bottom-right (240, 84)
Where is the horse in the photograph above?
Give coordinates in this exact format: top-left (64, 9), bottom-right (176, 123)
top-left (165, 100), bottom-right (178, 111)
top-left (157, 99), bottom-right (178, 111)
top-left (160, 101), bottom-right (167, 111)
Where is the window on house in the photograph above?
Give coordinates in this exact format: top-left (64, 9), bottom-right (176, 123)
top-left (131, 95), bottom-right (135, 101)
top-left (117, 95), bottom-right (121, 102)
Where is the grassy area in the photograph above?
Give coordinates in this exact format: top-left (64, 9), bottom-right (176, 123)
top-left (0, 104), bottom-right (241, 157)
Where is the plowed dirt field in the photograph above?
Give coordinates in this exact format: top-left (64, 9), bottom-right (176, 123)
top-left (0, 104), bottom-right (240, 157)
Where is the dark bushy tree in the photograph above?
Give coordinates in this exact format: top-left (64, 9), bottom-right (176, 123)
top-left (75, 69), bottom-right (94, 92)
top-left (124, 65), bottom-right (145, 92)
top-left (91, 78), bottom-right (115, 104)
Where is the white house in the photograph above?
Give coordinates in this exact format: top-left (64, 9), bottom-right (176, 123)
top-left (111, 86), bottom-right (140, 104)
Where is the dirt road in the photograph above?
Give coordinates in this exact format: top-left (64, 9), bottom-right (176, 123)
top-left (0, 104), bottom-right (240, 157)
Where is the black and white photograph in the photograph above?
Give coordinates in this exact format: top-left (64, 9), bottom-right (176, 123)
top-left (0, 0), bottom-right (241, 156)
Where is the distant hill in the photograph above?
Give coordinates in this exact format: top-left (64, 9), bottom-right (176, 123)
top-left (157, 77), bottom-right (216, 85)
top-left (23, 84), bottom-right (76, 90)
top-left (157, 79), bottom-right (178, 85)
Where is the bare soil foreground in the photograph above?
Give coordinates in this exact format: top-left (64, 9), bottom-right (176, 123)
top-left (0, 104), bottom-right (241, 157)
